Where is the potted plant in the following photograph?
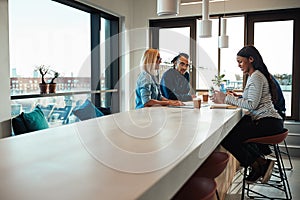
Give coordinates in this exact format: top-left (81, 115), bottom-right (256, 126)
top-left (48, 70), bottom-right (59, 93)
top-left (212, 74), bottom-right (227, 93)
top-left (37, 65), bottom-right (49, 94)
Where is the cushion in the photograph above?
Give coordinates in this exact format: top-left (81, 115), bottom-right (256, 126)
top-left (72, 99), bottom-right (104, 121)
top-left (22, 106), bottom-right (49, 132)
top-left (12, 106), bottom-right (49, 135)
top-left (12, 115), bottom-right (28, 135)
top-left (96, 106), bottom-right (111, 115)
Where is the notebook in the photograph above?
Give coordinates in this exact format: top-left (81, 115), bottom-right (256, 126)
top-left (210, 104), bottom-right (238, 109)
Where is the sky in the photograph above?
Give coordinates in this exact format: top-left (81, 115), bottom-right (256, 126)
top-left (254, 20), bottom-right (293, 75)
top-left (9, 0), bottom-right (91, 78)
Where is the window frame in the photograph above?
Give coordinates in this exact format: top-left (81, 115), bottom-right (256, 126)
top-left (149, 17), bottom-right (197, 90)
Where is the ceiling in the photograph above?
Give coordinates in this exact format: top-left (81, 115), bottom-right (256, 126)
top-left (180, 0), bottom-right (227, 5)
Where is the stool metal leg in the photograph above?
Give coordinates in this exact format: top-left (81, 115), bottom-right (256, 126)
top-left (241, 167), bottom-right (247, 200)
top-left (275, 144), bottom-right (292, 199)
top-left (241, 144), bottom-right (292, 200)
top-left (282, 140), bottom-right (293, 170)
top-left (216, 190), bottom-right (220, 200)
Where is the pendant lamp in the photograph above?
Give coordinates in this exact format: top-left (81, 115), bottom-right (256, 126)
top-left (199, 0), bottom-right (212, 38)
top-left (157, 0), bottom-right (179, 16)
top-left (218, 0), bottom-right (229, 48)
top-left (218, 18), bottom-right (229, 48)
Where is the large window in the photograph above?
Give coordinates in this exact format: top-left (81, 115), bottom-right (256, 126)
top-left (9, 0), bottom-right (91, 95)
top-left (196, 18), bottom-right (219, 90)
top-left (158, 27), bottom-right (190, 81)
top-left (254, 20), bottom-right (293, 117)
top-left (9, 0), bottom-right (120, 126)
top-left (150, 8), bottom-right (300, 120)
top-left (150, 17), bottom-right (196, 89)
top-left (197, 16), bottom-right (244, 91)
top-left (247, 9), bottom-right (300, 120)
top-left (219, 16), bottom-right (245, 90)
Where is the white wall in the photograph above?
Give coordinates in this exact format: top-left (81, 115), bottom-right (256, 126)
top-left (0, 0), bottom-right (12, 138)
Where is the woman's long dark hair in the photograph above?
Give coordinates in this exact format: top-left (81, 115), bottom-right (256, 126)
top-left (237, 45), bottom-right (278, 104)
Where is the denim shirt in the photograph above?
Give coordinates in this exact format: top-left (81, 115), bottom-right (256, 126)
top-left (135, 71), bottom-right (162, 109)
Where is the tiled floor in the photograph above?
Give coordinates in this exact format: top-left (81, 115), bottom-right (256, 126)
top-left (225, 156), bottom-right (300, 199)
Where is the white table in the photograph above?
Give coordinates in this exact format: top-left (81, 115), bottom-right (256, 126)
top-left (0, 106), bottom-right (242, 200)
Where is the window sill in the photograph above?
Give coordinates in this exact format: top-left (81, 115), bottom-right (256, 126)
top-left (11, 89), bottom-right (118, 100)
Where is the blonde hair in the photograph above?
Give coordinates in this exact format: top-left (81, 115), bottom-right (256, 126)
top-left (141, 48), bottom-right (159, 75)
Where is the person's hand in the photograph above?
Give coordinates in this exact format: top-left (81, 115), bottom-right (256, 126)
top-left (226, 90), bottom-right (239, 97)
top-left (191, 94), bottom-right (196, 98)
top-left (211, 90), bottom-right (226, 104)
top-left (169, 100), bottom-right (184, 106)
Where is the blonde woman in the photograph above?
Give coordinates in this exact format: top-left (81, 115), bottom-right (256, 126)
top-left (135, 49), bottom-right (184, 109)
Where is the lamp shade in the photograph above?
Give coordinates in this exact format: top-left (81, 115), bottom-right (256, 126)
top-left (199, 0), bottom-right (212, 38)
top-left (218, 35), bottom-right (229, 48)
top-left (199, 19), bottom-right (212, 38)
top-left (218, 18), bottom-right (229, 48)
top-left (157, 0), bottom-right (179, 16)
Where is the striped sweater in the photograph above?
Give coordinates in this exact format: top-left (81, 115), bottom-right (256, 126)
top-left (225, 70), bottom-right (282, 121)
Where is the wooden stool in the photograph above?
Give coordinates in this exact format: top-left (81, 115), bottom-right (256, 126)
top-left (172, 177), bottom-right (217, 200)
top-left (241, 128), bottom-right (292, 200)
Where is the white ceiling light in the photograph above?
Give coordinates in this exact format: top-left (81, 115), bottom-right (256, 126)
top-left (199, 0), bottom-right (212, 38)
top-left (218, 18), bottom-right (229, 48)
top-left (157, 0), bottom-right (179, 16)
top-left (218, 0), bottom-right (229, 48)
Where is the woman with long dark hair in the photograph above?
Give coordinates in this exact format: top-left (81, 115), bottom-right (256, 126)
top-left (212, 45), bottom-right (284, 183)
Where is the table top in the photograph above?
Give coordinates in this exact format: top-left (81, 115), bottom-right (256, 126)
top-left (0, 106), bottom-right (242, 200)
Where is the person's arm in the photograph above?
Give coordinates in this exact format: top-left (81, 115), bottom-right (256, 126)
top-left (226, 90), bottom-right (242, 98)
top-left (139, 73), bottom-right (183, 107)
top-left (224, 73), bottom-right (262, 109)
top-left (144, 98), bottom-right (184, 107)
top-left (144, 99), bottom-right (169, 107)
top-left (160, 71), bottom-right (177, 100)
top-left (213, 73), bottom-right (263, 110)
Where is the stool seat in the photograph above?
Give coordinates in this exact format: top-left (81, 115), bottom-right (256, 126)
top-left (172, 177), bottom-right (217, 200)
top-left (245, 128), bottom-right (288, 144)
top-left (192, 151), bottom-right (229, 179)
top-left (192, 151), bottom-right (229, 200)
